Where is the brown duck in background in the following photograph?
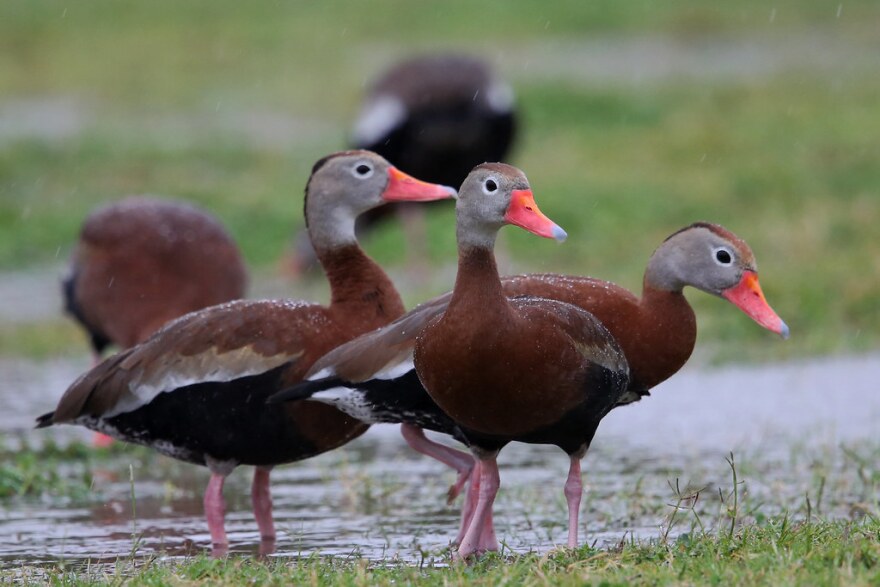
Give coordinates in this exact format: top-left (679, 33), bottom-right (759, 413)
top-left (63, 196), bottom-right (247, 365)
top-left (38, 151), bottom-right (456, 554)
top-left (271, 222), bottom-right (789, 550)
top-left (286, 54), bottom-right (517, 276)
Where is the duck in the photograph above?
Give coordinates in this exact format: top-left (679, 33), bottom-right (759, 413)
top-left (286, 53), bottom-right (517, 276)
top-left (63, 196), bottom-right (248, 366)
top-left (37, 150), bottom-right (456, 553)
top-left (416, 163), bottom-right (629, 558)
top-left (269, 222), bottom-right (789, 551)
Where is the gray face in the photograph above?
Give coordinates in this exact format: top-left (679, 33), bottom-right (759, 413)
top-left (304, 151), bottom-right (392, 250)
top-left (309, 151), bottom-right (392, 217)
top-left (650, 225), bottom-right (756, 295)
top-left (456, 163), bottom-right (530, 247)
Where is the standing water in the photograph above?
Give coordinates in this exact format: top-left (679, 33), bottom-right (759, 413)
top-left (1, 353), bottom-right (878, 567)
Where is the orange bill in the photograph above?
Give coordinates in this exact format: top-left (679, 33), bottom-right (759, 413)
top-left (722, 271), bottom-right (790, 338)
top-left (382, 166), bottom-right (457, 202)
top-left (503, 189), bottom-right (567, 242)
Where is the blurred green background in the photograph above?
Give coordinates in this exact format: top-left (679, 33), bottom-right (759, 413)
top-left (0, 0), bottom-right (877, 361)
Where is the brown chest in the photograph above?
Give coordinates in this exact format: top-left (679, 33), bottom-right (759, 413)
top-left (414, 306), bottom-right (590, 437)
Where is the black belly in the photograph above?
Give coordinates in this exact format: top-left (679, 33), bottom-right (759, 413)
top-left (101, 365), bottom-right (321, 467)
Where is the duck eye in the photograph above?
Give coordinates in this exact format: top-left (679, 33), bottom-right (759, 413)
top-left (713, 247), bottom-right (733, 266)
top-left (482, 178), bottom-right (499, 194)
top-left (352, 163), bottom-right (374, 178)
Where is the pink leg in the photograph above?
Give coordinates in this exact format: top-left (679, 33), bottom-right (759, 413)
top-left (564, 456), bottom-right (583, 549)
top-left (258, 537), bottom-right (276, 557)
top-left (453, 460), bottom-right (481, 545)
top-left (204, 473), bottom-right (228, 546)
top-left (453, 461), bottom-right (499, 550)
top-left (251, 467), bottom-right (276, 541)
top-left (457, 457), bottom-right (500, 559)
top-left (211, 543), bottom-right (229, 558)
top-left (92, 432), bottom-right (114, 448)
top-left (477, 501), bottom-right (499, 553)
top-left (400, 424), bottom-right (474, 502)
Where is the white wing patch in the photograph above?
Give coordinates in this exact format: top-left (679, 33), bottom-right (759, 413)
top-left (352, 95), bottom-right (406, 146)
top-left (374, 357), bottom-right (414, 381)
top-left (310, 387), bottom-right (376, 423)
top-left (486, 81), bottom-right (514, 113)
top-left (308, 366), bottom-right (337, 382)
top-left (104, 346), bottom-right (300, 417)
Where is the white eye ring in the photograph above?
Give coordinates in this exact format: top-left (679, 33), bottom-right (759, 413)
top-left (712, 246), bottom-right (735, 266)
top-left (351, 162), bottom-right (374, 179)
top-left (482, 177), bottom-right (499, 195)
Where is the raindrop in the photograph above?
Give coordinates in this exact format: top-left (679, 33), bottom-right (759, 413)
top-left (836, 4), bottom-right (843, 18)
top-left (769, 8), bottom-right (776, 23)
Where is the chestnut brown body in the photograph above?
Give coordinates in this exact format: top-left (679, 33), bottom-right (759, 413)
top-left (64, 196), bottom-right (247, 356)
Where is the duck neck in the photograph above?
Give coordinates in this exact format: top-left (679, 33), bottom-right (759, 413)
top-left (635, 274), bottom-right (697, 388)
top-left (320, 244), bottom-right (405, 326)
top-left (448, 244), bottom-right (508, 316)
top-left (643, 242), bottom-right (687, 294)
top-left (640, 255), bottom-right (693, 321)
top-left (640, 278), bottom-right (688, 313)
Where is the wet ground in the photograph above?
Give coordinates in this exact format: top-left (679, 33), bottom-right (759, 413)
top-left (1, 352), bottom-right (877, 569)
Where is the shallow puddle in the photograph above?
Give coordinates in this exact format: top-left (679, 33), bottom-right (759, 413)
top-left (1, 353), bottom-right (878, 569)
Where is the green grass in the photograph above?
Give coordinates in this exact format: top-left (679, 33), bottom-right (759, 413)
top-left (0, 318), bottom-right (87, 359)
top-left (0, 434), bottom-right (160, 500)
top-left (0, 435), bottom-right (95, 499)
top-left (1, 1), bottom-right (878, 361)
top-left (9, 518), bottom-right (880, 585)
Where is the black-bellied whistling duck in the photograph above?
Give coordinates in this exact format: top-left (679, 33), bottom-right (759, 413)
top-left (502, 222), bottom-right (789, 402)
top-left (270, 222), bottom-right (788, 551)
top-left (37, 150), bottom-right (455, 553)
top-left (415, 163), bottom-right (629, 558)
top-left (287, 54), bottom-right (517, 275)
top-left (63, 196), bottom-right (248, 365)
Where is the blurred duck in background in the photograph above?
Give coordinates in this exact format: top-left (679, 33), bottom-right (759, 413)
top-left (63, 196), bottom-right (248, 368)
top-left (286, 53), bottom-right (518, 277)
